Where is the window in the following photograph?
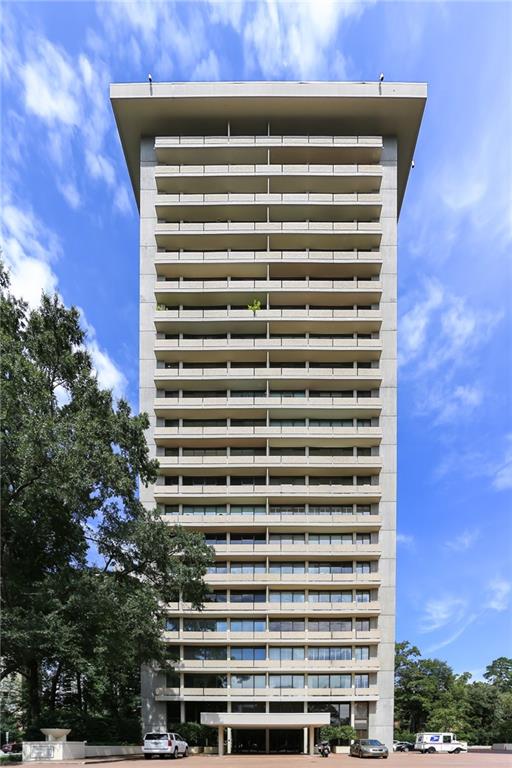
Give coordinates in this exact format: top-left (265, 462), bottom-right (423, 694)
top-left (230, 590), bottom-right (266, 603)
top-left (206, 591), bottom-right (227, 603)
top-left (232, 702), bottom-right (266, 713)
top-left (309, 620), bottom-right (352, 632)
top-left (308, 702), bottom-right (350, 726)
top-left (355, 674), bottom-right (369, 689)
top-left (355, 591), bottom-right (371, 603)
top-left (208, 562), bottom-right (228, 574)
top-left (184, 674), bottom-right (227, 689)
top-left (357, 505), bottom-right (372, 515)
top-left (183, 619), bottom-right (227, 632)
top-left (269, 562), bottom-right (305, 574)
top-left (269, 447), bottom-right (306, 456)
top-left (269, 533), bottom-right (305, 544)
top-left (309, 504), bottom-right (354, 515)
top-left (269, 591), bottom-right (305, 603)
top-left (231, 418), bottom-right (266, 426)
top-left (165, 618), bottom-right (178, 631)
top-left (269, 475), bottom-right (305, 485)
top-left (231, 619), bottom-right (266, 632)
top-left (443, 735), bottom-right (452, 744)
top-left (310, 447), bottom-right (353, 456)
top-left (204, 533), bottom-right (227, 545)
top-left (166, 671), bottom-right (180, 687)
top-left (309, 534), bottom-right (353, 545)
top-left (183, 646), bottom-right (227, 660)
top-left (183, 418), bottom-right (226, 427)
top-left (231, 674), bottom-right (265, 689)
top-left (356, 533), bottom-right (372, 545)
top-left (309, 647), bottom-right (352, 661)
top-left (269, 620), bottom-right (305, 632)
top-left (309, 562), bottom-right (352, 574)
top-left (309, 418), bottom-right (353, 427)
top-left (269, 675), bottom-right (304, 689)
top-left (309, 674), bottom-right (351, 689)
top-left (356, 561), bottom-right (371, 574)
top-left (269, 647), bottom-right (304, 661)
top-left (355, 647), bottom-right (370, 661)
top-left (231, 533), bottom-right (266, 545)
top-left (356, 619), bottom-right (370, 632)
top-left (230, 562), bottom-right (265, 574)
top-left (230, 647), bottom-right (265, 661)
top-left (230, 475), bottom-right (265, 486)
top-left (183, 505), bottom-right (227, 516)
top-left (269, 418), bottom-right (306, 426)
top-left (269, 504), bottom-right (305, 515)
top-left (230, 504), bottom-right (266, 515)
top-left (309, 591), bottom-right (352, 603)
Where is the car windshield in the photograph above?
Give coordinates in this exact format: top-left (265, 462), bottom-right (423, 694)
top-left (145, 734), bottom-right (168, 740)
top-left (362, 740), bottom-right (382, 746)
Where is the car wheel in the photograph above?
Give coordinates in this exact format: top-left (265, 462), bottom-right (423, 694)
top-left (453, 748), bottom-right (461, 754)
top-left (427, 747), bottom-right (436, 754)
top-left (144, 756), bottom-right (152, 760)
top-left (183, 748), bottom-right (188, 758)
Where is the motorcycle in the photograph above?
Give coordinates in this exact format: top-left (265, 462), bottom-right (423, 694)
top-left (317, 741), bottom-right (331, 757)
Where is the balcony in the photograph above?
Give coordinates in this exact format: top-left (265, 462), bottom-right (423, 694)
top-left (204, 573), bottom-right (380, 587)
top-left (172, 601), bottom-right (379, 615)
top-left (157, 455), bottom-right (381, 470)
top-left (154, 249), bottom-right (382, 264)
top-left (173, 659), bottom-right (380, 672)
top-left (154, 686), bottom-right (379, 701)
top-left (198, 544), bottom-right (380, 557)
top-left (154, 309), bottom-right (381, 325)
top-left (163, 629), bottom-right (380, 643)
top-left (154, 366), bottom-right (382, 385)
top-left (155, 484), bottom-right (381, 501)
top-left (160, 513), bottom-right (381, 529)
top-left (154, 426), bottom-right (382, 440)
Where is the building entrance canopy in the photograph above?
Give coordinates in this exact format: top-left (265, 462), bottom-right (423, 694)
top-left (200, 712), bottom-right (330, 756)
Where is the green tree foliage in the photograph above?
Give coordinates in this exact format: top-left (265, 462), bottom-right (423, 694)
top-left (319, 725), bottom-right (356, 746)
top-left (394, 641), bottom-right (512, 745)
top-left (0, 266), bottom-right (213, 738)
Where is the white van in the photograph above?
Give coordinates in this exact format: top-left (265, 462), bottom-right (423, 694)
top-left (143, 732), bottom-right (188, 759)
top-left (415, 732), bottom-right (468, 754)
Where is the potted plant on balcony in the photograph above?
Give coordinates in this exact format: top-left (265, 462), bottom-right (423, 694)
top-left (319, 725), bottom-right (356, 754)
top-left (247, 298), bottom-right (262, 316)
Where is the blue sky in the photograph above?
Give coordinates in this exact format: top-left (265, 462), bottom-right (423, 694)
top-left (1, 0), bottom-right (511, 678)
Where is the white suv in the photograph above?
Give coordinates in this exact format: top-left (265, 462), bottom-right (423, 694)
top-left (143, 732), bottom-right (188, 759)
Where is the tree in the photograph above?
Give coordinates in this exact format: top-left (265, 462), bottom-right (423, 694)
top-left (319, 725), bottom-right (356, 746)
top-left (483, 657), bottom-right (512, 692)
top-left (0, 265), bottom-right (213, 735)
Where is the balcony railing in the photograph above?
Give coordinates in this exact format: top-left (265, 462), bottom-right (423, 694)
top-left (155, 163), bottom-right (382, 177)
top-left (155, 249), bottom-right (382, 262)
top-left (156, 191), bottom-right (382, 205)
top-left (154, 685), bottom-right (379, 699)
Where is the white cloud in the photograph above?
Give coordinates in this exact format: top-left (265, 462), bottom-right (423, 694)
top-left (192, 50), bottom-right (221, 81)
top-left (486, 579), bottom-right (511, 612)
top-left (114, 186), bottom-right (132, 216)
top-left (58, 181), bottom-right (82, 210)
top-left (426, 612), bottom-right (479, 653)
top-left (2, 194), bottom-right (127, 401)
top-left (87, 337), bottom-right (128, 401)
top-left (1, 199), bottom-right (61, 307)
top-left (21, 38), bottom-right (81, 126)
top-left (444, 528), bottom-right (479, 552)
top-left (397, 533), bottom-right (415, 549)
top-left (492, 434), bottom-right (512, 491)
top-left (420, 596), bottom-right (467, 633)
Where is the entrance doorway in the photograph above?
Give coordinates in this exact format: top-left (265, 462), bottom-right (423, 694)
top-left (232, 729), bottom-right (265, 753)
top-left (231, 728), bottom-right (303, 754)
top-left (269, 729), bottom-right (302, 753)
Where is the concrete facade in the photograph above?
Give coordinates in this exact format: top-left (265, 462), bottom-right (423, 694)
top-left (111, 81), bottom-right (426, 753)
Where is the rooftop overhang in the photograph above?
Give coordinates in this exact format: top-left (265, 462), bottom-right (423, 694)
top-left (200, 712), bottom-right (330, 729)
top-left (110, 81), bottom-right (427, 214)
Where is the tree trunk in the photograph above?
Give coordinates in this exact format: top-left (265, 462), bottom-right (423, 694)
top-left (76, 672), bottom-right (83, 713)
top-left (49, 663), bottom-right (62, 711)
top-left (27, 659), bottom-right (41, 722)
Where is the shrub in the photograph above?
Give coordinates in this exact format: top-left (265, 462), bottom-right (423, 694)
top-left (319, 724), bottom-right (356, 746)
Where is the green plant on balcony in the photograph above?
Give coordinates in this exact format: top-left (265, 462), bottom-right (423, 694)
top-left (247, 298), bottom-right (262, 316)
top-left (156, 303), bottom-right (167, 311)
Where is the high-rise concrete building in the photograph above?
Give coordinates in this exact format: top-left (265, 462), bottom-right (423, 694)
top-left (111, 81), bottom-right (426, 755)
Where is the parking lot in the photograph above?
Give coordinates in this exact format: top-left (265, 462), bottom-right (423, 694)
top-left (27, 751), bottom-right (509, 768)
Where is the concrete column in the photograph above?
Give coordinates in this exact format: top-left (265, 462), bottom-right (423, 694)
top-left (227, 728), bottom-right (232, 755)
top-left (303, 727), bottom-right (308, 754)
top-left (309, 726), bottom-right (315, 756)
top-left (218, 726), bottom-right (224, 757)
top-left (265, 728), bottom-right (270, 754)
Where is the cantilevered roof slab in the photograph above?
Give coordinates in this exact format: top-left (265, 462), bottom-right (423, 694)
top-left (110, 81), bottom-right (427, 213)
